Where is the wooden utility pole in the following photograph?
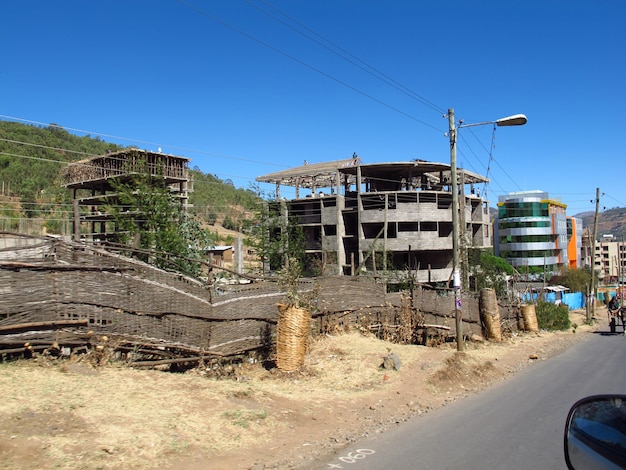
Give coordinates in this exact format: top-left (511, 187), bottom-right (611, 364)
top-left (589, 187), bottom-right (601, 321)
top-left (616, 236), bottom-right (624, 299)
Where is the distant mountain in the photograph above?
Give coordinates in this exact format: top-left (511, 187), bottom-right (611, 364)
top-left (575, 207), bottom-right (626, 241)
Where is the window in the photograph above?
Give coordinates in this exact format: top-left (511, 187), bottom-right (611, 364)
top-left (323, 225), bottom-right (337, 236)
top-left (398, 222), bottom-right (418, 232)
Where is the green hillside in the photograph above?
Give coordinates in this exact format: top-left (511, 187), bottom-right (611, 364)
top-left (0, 120), bottom-right (261, 237)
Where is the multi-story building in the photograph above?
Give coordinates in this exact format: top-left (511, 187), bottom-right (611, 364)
top-left (256, 157), bottom-right (491, 284)
top-left (61, 149), bottom-right (193, 242)
top-left (592, 235), bottom-right (626, 283)
top-left (494, 190), bottom-right (569, 273)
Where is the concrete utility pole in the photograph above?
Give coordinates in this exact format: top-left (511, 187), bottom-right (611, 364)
top-left (448, 109), bottom-right (464, 352)
top-left (589, 187), bottom-right (601, 321)
top-left (447, 108), bottom-right (526, 351)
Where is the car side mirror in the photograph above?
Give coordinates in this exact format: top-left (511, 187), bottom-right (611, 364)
top-left (565, 395), bottom-right (626, 469)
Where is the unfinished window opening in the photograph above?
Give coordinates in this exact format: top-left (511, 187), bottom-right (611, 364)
top-left (397, 193), bottom-right (418, 204)
top-left (323, 224), bottom-right (337, 236)
top-left (398, 222), bottom-right (418, 232)
top-left (362, 194), bottom-right (386, 210)
top-left (363, 223), bottom-right (384, 239)
top-left (439, 222), bottom-right (452, 237)
top-left (419, 193), bottom-right (437, 204)
top-left (437, 194), bottom-right (452, 209)
top-left (420, 221), bottom-right (437, 232)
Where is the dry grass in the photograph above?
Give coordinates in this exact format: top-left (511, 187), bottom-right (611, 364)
top-left (0, 312), bottom-right (594, 470)
top-left (0, 360), bottom-right (282, 469)
top-left (0, 332), bottom-right (426, 470)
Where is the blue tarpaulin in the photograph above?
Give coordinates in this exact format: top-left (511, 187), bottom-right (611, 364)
top-left (563, 292), bottom-right (584, 310)
top-left (520, 291), bottom-right (585, 310)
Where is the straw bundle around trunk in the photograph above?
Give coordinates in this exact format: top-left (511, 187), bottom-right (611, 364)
top-left (521, 304), bottom-right (539, 332)
top-left (276, 304), bottom-right (311, 372)
top-left (479, 288), bottom-right (502, 342)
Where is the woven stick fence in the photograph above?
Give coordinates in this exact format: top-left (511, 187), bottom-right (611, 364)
top-left (0, 233), bottom-right (521, 367)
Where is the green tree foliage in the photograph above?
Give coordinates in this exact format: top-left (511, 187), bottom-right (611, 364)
top-left (0, 121), bottom-right (121, 223)
top-left (279, 256), bottom-right (304, 307)
top-left (188, 168), bottom-right (260, 230)
top-left (549, 268), bottom-right (592, 293)
top-left (536, 300), bottom-right (571, 331)
top-left (246, 202), bottom-right (305, 273)
top-left (222, 215), bottom-right (237, 231)
top-left (106, 175), bottom-right (213, 277)
top-left (0, 122), bottom-right (119, 198)
top-left (470, 249), bottom-right (515, 296)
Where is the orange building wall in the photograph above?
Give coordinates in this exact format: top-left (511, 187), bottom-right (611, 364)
top-left (567, 217), bottom-right (580, 269)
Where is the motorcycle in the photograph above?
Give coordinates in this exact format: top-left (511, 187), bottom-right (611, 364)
top-left (565, 395), bottom-right (626, 469)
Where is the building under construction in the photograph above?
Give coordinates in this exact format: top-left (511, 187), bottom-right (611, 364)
top-left (61, 149), bottom-right (193, 242)
top-left (256, 156), bottom-right (491, 284)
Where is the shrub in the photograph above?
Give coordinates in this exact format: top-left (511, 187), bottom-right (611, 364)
top-left (536, 300), bottom-right (571, 331)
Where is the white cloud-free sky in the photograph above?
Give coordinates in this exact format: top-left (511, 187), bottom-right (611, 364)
top-left (2, 0), bottom-right (624, 215)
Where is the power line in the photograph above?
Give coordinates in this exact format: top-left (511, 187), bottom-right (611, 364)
top-left (0, 138), bottom-right (104, 160)
top-left (243, 0), bottom-right (445, 115)
top-left (0, 150), bottom-right (70, 166)
top-left (176, 0), bottom-right (444, 133)
top-left (462, 125), bottom-right (522, 194)
top-left (0, 115), bottom-right (288, 170)
top-left (0, 147), bottom-right (264, 199)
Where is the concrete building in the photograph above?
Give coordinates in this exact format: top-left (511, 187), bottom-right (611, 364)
top-left (256, 157), bottom-right (491, 284)
top-left (494, 190), bottom-right (569, 273)
top-left (592, 235), bottom-right (626, 283)
top-left (61, 149), bottom-right (193, 242)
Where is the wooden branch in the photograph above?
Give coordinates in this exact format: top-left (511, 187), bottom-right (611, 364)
top-left (315, 305), bottom-right (391, 318)
top-left (0, 319), bottom-right (89, 334)
top-left (0, 345), bottom-right (48, 354)
top-left (0, 261), bottom-right (127, 272)
top-left (422, 324), bottom-right (451, 330)
top-left (100, 242), bottom-right (262, 281)
top-left (130, 353), bottom-right (227, 367)
top-left (0, 340), bottom-right (87, 347)
top-left (51, 300), bottom-right (278, 323)
top-left (129, 343), bottom-right (266, 367)
top-left (368, 323), bottom-right (451, 331)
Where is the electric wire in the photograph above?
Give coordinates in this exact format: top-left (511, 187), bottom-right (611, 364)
top-left (464, 125), bottom-right (522, 193)
top-left (2, 137), bottom-right (602, 216)
top-left (0, 115), bottom-right (288, 170)
top-left (243, 0), bottom-right (446, 115)
top-left (1, 120), bottom-right (606, 217)
top-left (175, 0), bottom-right (443, 133)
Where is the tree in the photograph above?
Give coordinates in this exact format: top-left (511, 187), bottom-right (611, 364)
top-left (471, 250), bottom-right (515, 296)
top-left (549, 268), bottom-right (592, 293)
top-left (246, 202), bottom-right (305, 274)
top-left (106, 175), bottom-right (213, 277)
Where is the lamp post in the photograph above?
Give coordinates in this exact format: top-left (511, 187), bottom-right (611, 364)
top-left (448, 108), bottom-right (527, 351)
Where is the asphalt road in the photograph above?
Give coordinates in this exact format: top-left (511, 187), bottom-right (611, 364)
top-left (316, 327), bottom-right (626, 470)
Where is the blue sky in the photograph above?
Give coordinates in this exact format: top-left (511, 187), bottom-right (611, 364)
top-left (2, 0), bottom-right (624, 216)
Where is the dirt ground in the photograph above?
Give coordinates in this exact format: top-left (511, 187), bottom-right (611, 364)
top-left (0, 309), bottom-right (600, 470)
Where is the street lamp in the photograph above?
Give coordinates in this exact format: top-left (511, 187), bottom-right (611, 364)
top-left (448, 108), bottom-right (527, 351)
